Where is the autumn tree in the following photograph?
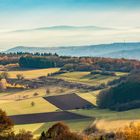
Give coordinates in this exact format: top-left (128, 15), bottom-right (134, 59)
top-left (16, 74), bottom-right (24, 80)
top-left (116, 122), bottom-right (140, 140)
top-left (14, 129), bottom-right (33, 140)
top-left (47, 122), bottom-right (70, 138)
top-left (0, 72), bottom-right (9, 80)
top-left (0, 79), bottom-right (7, 92)
top-left (39, 122), bottom-right (70, 139)
top-left (39, 122), bottom-right (87, 140)
top-left (0, 109), bottom-right (13, 135)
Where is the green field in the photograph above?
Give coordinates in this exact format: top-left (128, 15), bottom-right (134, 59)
top-left (0, 68), bottom-right (60, 79)
top-left (54, 71), bottom-right (127, 86)
top-left (77, 92), bottom-right (97, 105)
top-left (70, 108), bottom-right (140, 131)
top-left (0, 88), bottom-right (47, 100)
top-left (0, 97), bottom-right (58, 115)
top-left (13, 108), bottom-right (140, 135)
top-left (14, 118), bottom-right (94, 136)
top-left (0, 69), bottom-right (139, 135)
top-left (71, 108), bottom-right (140, 121)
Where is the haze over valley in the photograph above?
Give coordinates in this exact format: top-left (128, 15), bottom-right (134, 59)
top-left (6, 42), bottom-right (140, 60)
top-left (0, 25), bottom-right (140, 52)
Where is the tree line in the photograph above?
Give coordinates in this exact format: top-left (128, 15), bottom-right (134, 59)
top-left (0, 52), bottom-right (57, 65)
top-left (1, 52), bottom-right (140, 72)
top-left (19, 55), bottom-right (140, 72)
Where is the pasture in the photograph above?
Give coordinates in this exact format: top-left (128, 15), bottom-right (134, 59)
top-left (77, 92), bottom-right (97, 105)
top-left (13, 108), bottom-right (140, 135)
top-left (0, 68), bottom-right (138, 136)
top-left (54, 71), bottom-right (126, 86)
top-left (14, 118), bottom-right (94, 136)
top-left (0, 68), bottom-right (60, 79)
top-left (0, 97), bottom-right (58, 116)
top-left (76, 90), bottom-right (103, 105)
top-left (71, 108), bottom-right (140, 121)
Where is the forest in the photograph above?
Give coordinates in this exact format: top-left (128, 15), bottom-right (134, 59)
top-left (18, 54), bottom-right (140, 72)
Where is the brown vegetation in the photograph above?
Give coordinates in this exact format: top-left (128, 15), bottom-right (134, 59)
top-left (0, 109), bottom-right (13, 134)
top-left (116, 122), bottom-right (140, 140)
top-left (39, 122), bottom-right (87, 140)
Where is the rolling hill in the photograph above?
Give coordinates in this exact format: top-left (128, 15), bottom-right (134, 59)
top-left (6, 42), bottom-right (140, 59)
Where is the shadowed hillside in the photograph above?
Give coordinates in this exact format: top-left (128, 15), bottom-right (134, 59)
top-left (6, 42), bottom-right (140, 59)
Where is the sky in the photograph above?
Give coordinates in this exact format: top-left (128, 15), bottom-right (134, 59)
top-left (0, 0), bottom-right (140, 50)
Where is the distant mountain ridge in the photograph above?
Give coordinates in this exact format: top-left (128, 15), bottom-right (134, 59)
top-left (11, 25), bottom-right (115, 33)
top-left (5, 42), bottom-right (140, 60)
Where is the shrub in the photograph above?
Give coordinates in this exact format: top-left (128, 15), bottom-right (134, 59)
top-left (55, 132), bottom-right (88, 140)
top-left (83, 124), bottom-right (99, 135)
top-left (46, 88), bottom-right (50, 95)
top-left (33, 92), bottom-right (39, 97)
top-left (14, 130), bottom-right (33, 140)
top-left (83, 123), bottom-right (115, 140)
top-left (31, 102), bottom-right (35, 107)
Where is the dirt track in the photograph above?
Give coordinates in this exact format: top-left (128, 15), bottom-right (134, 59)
top-left (44, 93), bottom-right (95, 110)
top-left (9, 111), bottom-right (92, 124)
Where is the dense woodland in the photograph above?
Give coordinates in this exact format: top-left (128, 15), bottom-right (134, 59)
top-left (18, 54), bottom-right (140, 72)
top-left (0, 52), bottom-right (55, 66)
top-left (1, 52), bottom-right (140, 72)
top-left (97, 71), bottom-right (140, 111)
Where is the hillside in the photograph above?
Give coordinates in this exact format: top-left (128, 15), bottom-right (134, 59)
top-left (6, 42), bottom-right (140, 59)
top-left (97, 72), bottom-right (140, 111)
top-left (103, 48), bottom-right (140, 59)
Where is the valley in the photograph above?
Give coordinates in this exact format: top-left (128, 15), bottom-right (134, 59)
top-left (0, 53), bottom-right (140, 139)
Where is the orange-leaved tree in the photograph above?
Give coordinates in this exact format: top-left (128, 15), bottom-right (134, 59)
top-left (116, 122), bottom-right (140, 140)
top-left (0, 109), bottom-right (13, 135)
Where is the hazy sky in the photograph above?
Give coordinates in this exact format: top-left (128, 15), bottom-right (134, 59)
top-left (0, 0), bottom-right (140, 50)
top-left (0, 0), bottom-right (140, 30)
